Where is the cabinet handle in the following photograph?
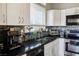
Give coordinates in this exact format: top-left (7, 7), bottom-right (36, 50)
top-left (22, 17), bottom-right (24, 24)
top-left (19, 17), bottom-right (21, 23)
top-left (3, 14), bottom-right (5, 23)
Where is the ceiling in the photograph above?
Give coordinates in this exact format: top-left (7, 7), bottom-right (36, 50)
top-left (46, 3), bottom-right (79, 10)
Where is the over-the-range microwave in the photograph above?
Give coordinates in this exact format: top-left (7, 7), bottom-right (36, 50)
top-left (66, 14), bottom-right (79, 25)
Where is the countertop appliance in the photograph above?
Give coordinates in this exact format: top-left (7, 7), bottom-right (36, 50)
top-left (48, 28), bottom-right (60, 36)
top-left (7, 31), bottom-right (22, 50)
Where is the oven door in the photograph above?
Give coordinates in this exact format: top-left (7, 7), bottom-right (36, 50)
top-left (66, 41), bottom-right (79, 54)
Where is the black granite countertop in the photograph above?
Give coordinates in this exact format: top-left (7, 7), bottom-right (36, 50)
top-left (0, 35), bottom-right (59, 56)
top-left (23, 35), bottom-right (59, 53)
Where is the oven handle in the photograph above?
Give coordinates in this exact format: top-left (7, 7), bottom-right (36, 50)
top-left (65, 42), bottom-right (69, 51)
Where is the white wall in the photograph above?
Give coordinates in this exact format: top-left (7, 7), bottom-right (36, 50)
top-left (46, 3), bottom-right (79, 10)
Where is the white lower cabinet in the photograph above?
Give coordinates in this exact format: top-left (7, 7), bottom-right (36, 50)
top-left (44, 39), bottom-right (58, 56)
top-left (44, 38), bottom-right (65, 56)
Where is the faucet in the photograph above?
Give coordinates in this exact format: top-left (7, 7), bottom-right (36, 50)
top-left (26, 26), bottom-right (33, 32)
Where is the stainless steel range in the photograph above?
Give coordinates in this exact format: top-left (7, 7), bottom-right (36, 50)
top-left (65, 30), bottom-right (79, 55)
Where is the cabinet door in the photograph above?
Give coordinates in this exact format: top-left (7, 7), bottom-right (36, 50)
top-left (0, 3), bottom-right (7, 25)
top-left (0, 4), bottom-right (3, 25)
top-left (44, 41), bottom-right (53, 56)
top-left (47, 10), bottom-right (61, 26)
top-left (2, 3), bottom-right (7, 25)
top-left (57, 38), bottom-right (65, 56)
top-left (75, 7), bottom-right (79, 14)
top-left (18, 3), bottom-right (24, 25)
top-left (61, 10), bottom-right (66, 26)
top-left (25, 3), bottom-right (30, 25)
top-left (65, 8), bottom-right (76, 16)
top-left (44, 38), bottom-right (65, 56)
top-left (47, 10), bottom-right (54, 26)
top-left (20, 3), bottom-right (30, 25)
top-left (53, 10), bottom-right (61, 26)
top-left (30, 4), bottom-right (45, 25)
top-left (7, 3), bottom-right (21, 25)
top-left (44, 39), bottom-right (59, 56)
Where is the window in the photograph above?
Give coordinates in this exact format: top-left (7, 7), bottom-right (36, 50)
top-left (30, 4), bottom-right (46, 25)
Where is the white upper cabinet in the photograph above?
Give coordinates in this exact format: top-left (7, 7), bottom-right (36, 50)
top-left (23, 3), bottom-right (30, 25)
top-left (19, 3), bottom-right (30, 25)
top-left (61, 10), bottom-right (66, 26)
top-left (47, 10), bottom-right (54, 26)
top-left (61, 7), bottom-right (79, 26)
top-left (47, 10), bottom-right (61, 26)
top-left (30, 4), bottom-right (46, 25)
top-left (7, 3), bottom-right (21, 25)
top-left (65, 8), bottom-right (76, 16)
top-left (7, 3), bottom-right (45, 25)
top-left (74, 7), bottom-right (79, 14)
top-left (0, 3), bottom-right (7, 25)
top-left (61, 8), bottom-right (79, 26)
top-left (47, 7), bottom-right (79, 26)
top-left (54, 10), bottom-right (61, 26)
top-left (7, 3), bottom-right (30, 25)
top-left (0, 3), bottom-right (46, 25)
top-left (65, 7), bottom-right (79, 16)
